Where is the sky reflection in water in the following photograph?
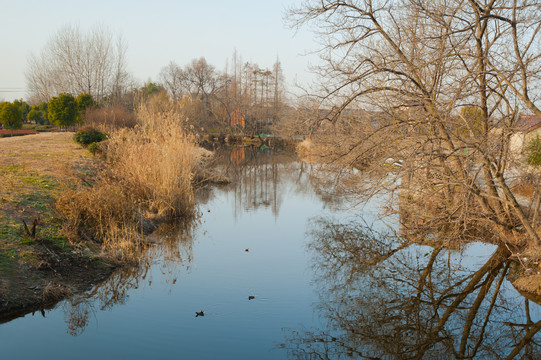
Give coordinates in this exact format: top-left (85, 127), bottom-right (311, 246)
top-left (1, 146), bottom-right (540, 359)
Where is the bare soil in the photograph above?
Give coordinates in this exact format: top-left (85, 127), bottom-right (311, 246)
top-left (0, 243), bottom-right (116, 323)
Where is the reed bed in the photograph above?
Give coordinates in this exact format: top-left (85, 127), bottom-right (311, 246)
top-left (105, 105), bottom-right (198, 218)
top-left (57, 103), bottom-right (201, 262)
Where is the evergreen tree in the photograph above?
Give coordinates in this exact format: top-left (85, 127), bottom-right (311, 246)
top-left (48, 93), bottom-right (78, 128)
top-left (0, 102), bottom-right (23, 136)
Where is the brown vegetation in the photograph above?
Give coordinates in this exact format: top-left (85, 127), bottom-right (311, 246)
top-left (84, 105), bottom-right (137, 130)
top-left (105, 104), bottom-right (198, 218)
top-left (158, 54), bottom-right (287, 134)
top-left (56, 102), bottom-right (202, 262)
top-left (290, 0), bottom-right (541, 252)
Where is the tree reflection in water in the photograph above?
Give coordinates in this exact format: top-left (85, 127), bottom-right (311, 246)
top-left (201, 145), bottom-right (354, 219)
top-left (60, 221), bottom-right (197, 336)
top-left (283, 217), bottom-right (541, 359)
top-left (59, 145), bottom-right (307, 337)
top-left (215, 146), bottom-right (305, 218)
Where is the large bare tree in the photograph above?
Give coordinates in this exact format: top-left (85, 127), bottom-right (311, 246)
top-left (290, 0), bottom-right (541, 250)
top-left (26, 25), bottom-right (130, 103)
top-left (158, 61), bottom-right (185, 102)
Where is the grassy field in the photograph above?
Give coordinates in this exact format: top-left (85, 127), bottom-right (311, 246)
top-left (0, 132), bottom-right (93, 252)
top-left (0, 132), bottom-right (114, 319)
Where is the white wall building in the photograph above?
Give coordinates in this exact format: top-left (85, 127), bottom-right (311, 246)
top-left (510, 114), bottom-right (541, 158)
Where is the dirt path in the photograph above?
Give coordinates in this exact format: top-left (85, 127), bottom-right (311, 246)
top-left (0, 132), bottom-right (116, 321)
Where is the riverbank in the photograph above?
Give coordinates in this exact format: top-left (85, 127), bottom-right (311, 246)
top-left (0, 132), bottom-right (118, 320)
top-left (0, 109), bottom-right (219, 319)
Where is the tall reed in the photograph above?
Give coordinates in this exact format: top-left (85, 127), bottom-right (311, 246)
top-left (105, 104), bottom-right (198, 218)
top-left (57, 103), bottom-right (201, 261)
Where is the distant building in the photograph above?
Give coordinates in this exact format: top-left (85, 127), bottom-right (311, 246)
top-left (231, 108), bottom-right (245, 128)
top-left (395, 100), bottom-right (424, 113)
top-left (510, 114), bottom-right (541, 156)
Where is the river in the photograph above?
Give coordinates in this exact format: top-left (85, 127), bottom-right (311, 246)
top-left (1, 146), bottom-right (540, 359)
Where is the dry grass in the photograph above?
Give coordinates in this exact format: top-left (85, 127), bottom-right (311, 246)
top-left (42, 282), bottom-right (73, 304)
top-left (0, 107), bottom-right (204, 264)
top-left (0, 132), bottom-right (95, 258)
top-left (84, 105), bottom-right (137, 131)
top-left (56, 102), bottom-right (202, 262)
top-left (105, 104), bottom-right (198, 218)
top-left (0, 132), bottom-right (92, 178)
top-left (513, 183), bottom-right (535, 198)
top-left (56, 183), bottom-right (143, 260)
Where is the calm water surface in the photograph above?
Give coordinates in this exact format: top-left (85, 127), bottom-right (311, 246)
top-left (1, 147), bottom-right (541, 359)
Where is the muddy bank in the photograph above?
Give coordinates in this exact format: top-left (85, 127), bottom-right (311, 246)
top-left (0, 240), bottom-right (117, 323)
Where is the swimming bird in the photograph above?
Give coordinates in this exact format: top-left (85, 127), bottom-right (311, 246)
top-left (248, 296), bottom-right (255, 300)
top-left (195, 310), bottom-right (205, 317)
top-left (244, 248), bottom-right (249, 252)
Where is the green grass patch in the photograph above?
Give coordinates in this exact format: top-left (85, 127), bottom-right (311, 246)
top-left (18, 237), bottom-right (35, 246)
top-left (0, 252), bottom-right (18, 274)
top-left (0, 165), bottom-right (23, 175)
top-left (0, 222), bottom-right (20, 241)
top-left (0, 162), bottom-right (72, 261)
top-left (22, 123), bottom-right (56, 132)
top-left (19, 192), bottom-right (53, 212)
top-left (19, 173), bottom-right (58, 189)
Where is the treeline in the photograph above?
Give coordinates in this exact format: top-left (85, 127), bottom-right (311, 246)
top-left (157, 52), bottom-right (287, 134)
top-left (23, 25), bottom-right (299, 136)
top-left (0, 93), bottom-right (94, 135)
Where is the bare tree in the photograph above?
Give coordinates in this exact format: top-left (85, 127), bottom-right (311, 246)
top-left (183, 57), bottom-right (219, 98)
top-left (157, 53), bottom-right (289, 133)
top-left (272, 58), bottom-right (286, 122)
top-left (26, 24), bottom-right (130, 103)
top-left (158, 61), bottom-right (185, 102)
top-left (290, 0), bottom-right (541, 250)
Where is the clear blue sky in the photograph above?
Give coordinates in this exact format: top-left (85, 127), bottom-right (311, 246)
top-left (0, 0), bottom-right (318, 101)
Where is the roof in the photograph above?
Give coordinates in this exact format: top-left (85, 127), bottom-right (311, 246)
top-left (395, 100), bottom-right (423, 109)
top-left (515, 114), bottom-right (541, 133)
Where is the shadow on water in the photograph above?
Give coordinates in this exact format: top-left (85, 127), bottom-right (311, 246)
top-left (282, 217), bottom-right (541, 359)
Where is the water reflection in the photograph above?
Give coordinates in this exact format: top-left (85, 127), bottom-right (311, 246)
top-left (5, 146), bottom-right (540, 359)
top-left (59, 222), bottom-right (196, 336)
top-left (219, 146), bottom-right (312, 217)
top-left (56, 146), bottom-right (312, 336)
top-left (200, 146), bottom-right (353, 219)
top-left (223, 146), bottom-right (292, 218)
top-left (56, 146), bottom-right (314, 336)
top-left (284, 217), bottom-right (541, 359)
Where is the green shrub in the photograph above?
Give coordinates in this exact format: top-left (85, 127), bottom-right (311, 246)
top-left (526, 135), bottom-right (541, 166)
top-left (73, 127), bottom-right (107, 146)
top-left (87, 142), bottom-right (101, 155)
